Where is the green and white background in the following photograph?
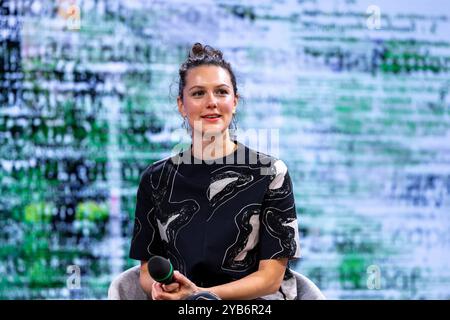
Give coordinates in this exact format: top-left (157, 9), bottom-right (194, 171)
top-left (1, 0), bottom-right (449, 299)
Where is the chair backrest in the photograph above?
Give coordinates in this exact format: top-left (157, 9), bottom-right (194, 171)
top-left (108, 265), bottom-right (325, 300)
top-left (108, 265), bottom-right (148, 300)
top-left (291, 270), bottom-right (326, 300)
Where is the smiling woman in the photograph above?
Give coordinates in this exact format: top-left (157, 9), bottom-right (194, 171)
top-left (177, 44), bottom-right (239, 160)
top-left (129, 43), bottom-right (302, 300)
top-left (178, 65), bottom-right (237, 134)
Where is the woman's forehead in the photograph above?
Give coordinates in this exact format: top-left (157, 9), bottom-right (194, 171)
top-left (185, 65), bottom-right (232, 86)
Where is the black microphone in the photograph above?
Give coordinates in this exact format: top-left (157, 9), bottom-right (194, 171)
top-left (147, 255), bottom-right (174, 284)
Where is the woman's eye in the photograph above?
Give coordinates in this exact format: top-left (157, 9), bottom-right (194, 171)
top-left (192, 91), bottom-right (204, 96)
top-left (217, 89), bottom-right (228, 95)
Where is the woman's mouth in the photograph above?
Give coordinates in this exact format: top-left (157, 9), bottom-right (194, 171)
top-left (201, 114), bottom-right (222, 122)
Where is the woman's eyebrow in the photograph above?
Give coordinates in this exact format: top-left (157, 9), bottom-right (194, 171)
top-left (188, 84), bottom-right (230, 91)
top-left (188, 86), bottom-right (204, 91)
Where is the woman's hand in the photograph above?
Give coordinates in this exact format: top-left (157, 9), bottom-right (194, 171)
top-left (151, 271), bottom-right (201, 300)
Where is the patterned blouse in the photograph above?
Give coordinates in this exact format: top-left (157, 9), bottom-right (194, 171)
top-left (129, 141), bottom-right (301, 299)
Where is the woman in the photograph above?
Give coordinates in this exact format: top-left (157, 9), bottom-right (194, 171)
top-left (129, 43), bottom-right (301, 300)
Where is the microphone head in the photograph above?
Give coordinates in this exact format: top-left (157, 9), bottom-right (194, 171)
top-left (147, 255), bottom-right (174, 284)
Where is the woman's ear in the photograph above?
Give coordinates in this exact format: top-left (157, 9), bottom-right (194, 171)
top-left (177, 96), bottom-right (185, 117)
top-left (233, 94), bottom-right (238, 113)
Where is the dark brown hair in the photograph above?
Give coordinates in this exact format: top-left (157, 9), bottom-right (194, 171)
top-left (178, 43), bottom-right (238, 99)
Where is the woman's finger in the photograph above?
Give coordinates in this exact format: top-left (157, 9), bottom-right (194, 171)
top-left (172, 271), bottom-right (193, 287)
top-left (162, 282), bottom-right (180, 292)
top-left (152, 282), bottom-right (165, 300)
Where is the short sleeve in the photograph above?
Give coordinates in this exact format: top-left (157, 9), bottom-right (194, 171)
top-left (129, 167), bottom-right (163, 261)
top-left (259, 160), bottom-right (301, 260)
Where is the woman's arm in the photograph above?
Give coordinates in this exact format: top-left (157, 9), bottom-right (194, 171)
top-left (208, 258), bottom-right (288, 300)
top-left (151, 258), bottom-right (288, 300)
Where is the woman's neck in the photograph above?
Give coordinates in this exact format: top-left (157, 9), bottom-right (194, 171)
top-left (191, 130), bottom-right (237, 160)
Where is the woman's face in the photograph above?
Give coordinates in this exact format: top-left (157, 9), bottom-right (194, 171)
top-left (178, 65), bottom-right (238, 136)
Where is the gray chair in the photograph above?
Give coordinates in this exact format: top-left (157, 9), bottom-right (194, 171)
top-left (108, 265), bottom-right (325, 300)
top-left (108, 265), bottom-right (149, 300)
top-left (293, 270), bottom-right (326, 300)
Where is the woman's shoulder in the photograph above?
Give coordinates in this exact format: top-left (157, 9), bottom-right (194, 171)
top-left (242, 143), bottom-right (290, 175)
top-left (140, 156), bottom-right (173, 179)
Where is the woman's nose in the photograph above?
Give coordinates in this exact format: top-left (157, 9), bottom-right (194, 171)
top-left (206, 92), bottom-right (218, 108)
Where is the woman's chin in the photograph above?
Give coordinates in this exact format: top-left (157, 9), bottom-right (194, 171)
top-left (193, 127), bottom-right (227, 137)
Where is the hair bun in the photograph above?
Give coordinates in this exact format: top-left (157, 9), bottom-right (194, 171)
top-left (189, 43), bottom-right (223, 61)
top-left (204, 45), bottom-right (223, 60)
top-left (190, 43), bottom-right (205, 59)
